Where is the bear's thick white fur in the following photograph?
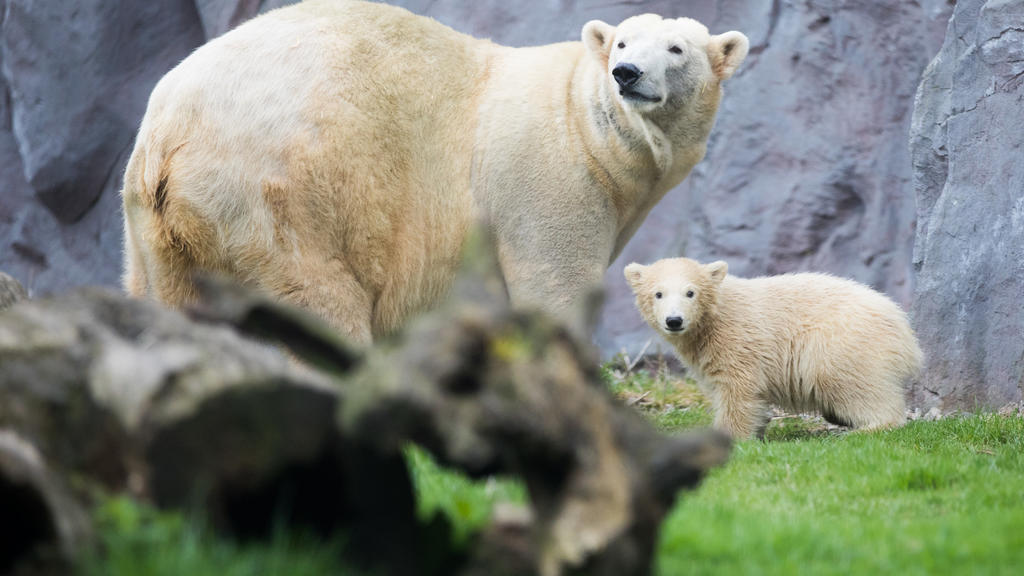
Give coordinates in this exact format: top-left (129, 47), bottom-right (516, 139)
top-left (121, 0), bottom-right (747, 344)
top-left (625, 258), bottom-right (922, 439)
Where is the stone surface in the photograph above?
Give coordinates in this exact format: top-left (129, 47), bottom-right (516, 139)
top-left (1, 0), bottom-right (205, 224)
top-left (1, 0), bottom-right (8, 133)
top-left (193, 0), bottom-right (297, 40)
top-left (0, 129), bottom-right (125, 298)
top-left (0, 0), bottom-right (205, 294)
top-left (909, 0), bottom-right (1024, 410)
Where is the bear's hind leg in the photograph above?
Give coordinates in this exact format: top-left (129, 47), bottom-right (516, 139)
top-left (821, 380), bottom-right (906, 432)
top-left (273, 256), bottom-right (374, 347)
top-left (122, 216), bottom-right (149, 298)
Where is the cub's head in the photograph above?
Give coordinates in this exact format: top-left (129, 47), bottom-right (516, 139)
top-left (624, 258), bottom-right (728, 335)
top-left (582, 14), bottom-right (748, 114)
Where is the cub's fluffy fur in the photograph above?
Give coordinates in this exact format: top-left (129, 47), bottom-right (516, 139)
top-left (625, 257), bottom-right (922, 438)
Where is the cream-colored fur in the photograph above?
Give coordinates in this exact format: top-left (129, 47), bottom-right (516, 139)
top-left (121, 0), bottom-right (748, 345)
top-left (625, 258), bottom-right (923, 439)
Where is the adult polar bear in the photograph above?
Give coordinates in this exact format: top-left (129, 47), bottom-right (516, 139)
top-left (122, 0), bottom-right (748, 345)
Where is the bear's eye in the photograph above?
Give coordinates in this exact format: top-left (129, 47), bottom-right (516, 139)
top-left (617, 41), bottom-right (626, 49)
top-left (669, 45), bottom-right (683, 54)
top-left (686, 290), bottom-right (695, 298)
top-left (655, 292), bottom-right (662, 299)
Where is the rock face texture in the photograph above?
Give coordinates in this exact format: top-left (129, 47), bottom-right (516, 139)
top-left (0, 0), bottom-right (281, 296)
top-left (909, 0), bottom-right (1024, 410)
top-left (0, 0), bottom-right (204, 296)
top-left (3, 1), bottom-right (1020, 407)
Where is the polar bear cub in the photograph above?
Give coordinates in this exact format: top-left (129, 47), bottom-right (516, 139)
top-left (625, 257), bottom-right (923, 439)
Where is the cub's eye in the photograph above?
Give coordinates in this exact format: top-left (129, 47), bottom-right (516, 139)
top-left (655, 292), bottom-right (663, 299)
top-left (617, 41), bottom-right (626, 49)
top-left (686, 290), bottom-right (695, 298)
top-left (669, 45), bottom-right (683, 54)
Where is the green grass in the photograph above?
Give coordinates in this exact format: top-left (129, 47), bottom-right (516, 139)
top-left (605, 365), bottom-right (1024, 575)
top-left (83, 364), bottom-right (1024, 575)
top-left (80, 449), bottom-right (527, 576)
top-left (80, 497), bottom-right (350, 576)
top-left (404, 444), bottom-right (527, 545)
top-left (600, 355), bottom-right (714, 431)
top-left (658, 416), bottom-right (1024, 575)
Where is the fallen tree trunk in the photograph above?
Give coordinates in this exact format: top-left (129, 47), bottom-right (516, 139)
top-left (197, 235), bottom-right (731, 576)
top-left (0, 236), bottom-right (730, 576)
top-left (0, 430), bottom-right (91, 575)
top-left (333, 239), bottom-right (730, 576)
top-left (0, 288), bottom-right (415, 573)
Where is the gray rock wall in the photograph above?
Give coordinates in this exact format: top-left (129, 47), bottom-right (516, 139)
top-left (3, 1), bottom-right (1019, 408)
top-left (0, 0), bottom-right (284, 295)
top-left (909, 0), bottom-right (1024, 410)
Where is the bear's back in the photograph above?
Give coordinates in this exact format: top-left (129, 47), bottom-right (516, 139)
top-left (704, 272), bottom-right (920, 418)
top-left (720, 272), bottom-right (906, 323)
top-left (715, 272), bottom-right (920, 378)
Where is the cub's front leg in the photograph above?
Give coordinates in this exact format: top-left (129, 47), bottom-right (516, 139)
top-left (706, 377), bottom-right (772, 440)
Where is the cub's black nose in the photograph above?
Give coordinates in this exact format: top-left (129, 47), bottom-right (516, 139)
top-left (612, 63), bottom-right (642, 88)
top-left (666, 316), bottom-right (684, 330)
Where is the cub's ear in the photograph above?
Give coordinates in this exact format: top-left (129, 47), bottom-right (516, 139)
top-left (623, 263), bottom-right (646, 289)
top-left (705, 260), bottom-right (728, 284)
top-left (582, 20), bottom-right (615, 61)
top-left (708, 31), bottom-right (749, 80)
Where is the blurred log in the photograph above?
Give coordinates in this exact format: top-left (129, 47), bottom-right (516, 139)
top-left (0, 233), bottom-right (730, 576)
top-left (0, 430), bottom-right (91, 575)
top-left (0, 288), bottom-right (425, 575)
top-left (333, 235), bottom-right (730, 576)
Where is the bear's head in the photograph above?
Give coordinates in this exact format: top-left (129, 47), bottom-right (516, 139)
top-left (582, 14), bottom-right (748, 115)
top-left (624, 258), bottom-right (727, 335)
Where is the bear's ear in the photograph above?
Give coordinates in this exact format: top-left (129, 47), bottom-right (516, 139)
top-left (623, 263), bottom-right (646, 289)
top-left (707, 31), bottom-right (749, 81)
top-left (582, 20), bottom-right (615, 60)
top-left (705, 260), bottom-right (728, 284)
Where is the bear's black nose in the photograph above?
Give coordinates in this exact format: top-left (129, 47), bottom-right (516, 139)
top-left (612, 63), bottom-right (642, 88)
top-left (665, 316), bottom-right (684, 330)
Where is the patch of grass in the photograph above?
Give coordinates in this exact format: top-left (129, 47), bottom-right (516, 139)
top-left (657, 414), bottom-right (1024, 576)
top-left (404, 444), bottom-right (527, 545)
top-left (601, 355), bottom-right (713, 430)
top-left (80, 497), bottom-right (349, 576)
top-left (762, 415), bottom-right (840, 441)
top-left (82, 448), bottom-right (527, 575)
top-left (603, 360), bottom-right (1024, 574)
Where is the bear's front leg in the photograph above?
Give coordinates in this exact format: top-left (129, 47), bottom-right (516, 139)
top-left (491, 210), bottom-right (616, 329)
top-left (708, 381), bottom-right (772, 440)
